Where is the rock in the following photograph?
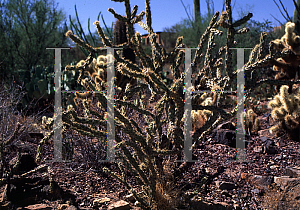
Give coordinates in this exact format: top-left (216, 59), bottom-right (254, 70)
top-left (247, 175), bottom-right (273, 189)
top-left (274, 139), bottom-right (285, 147)
top-left (240, 172), bottom-right (250, 180)
top-left (242, 173), bottom-right (273, 189)
top-left (211, 129), bottom-right (236, 147)
top-left (233, 204), bottom-right (242, 210)
top-left (93, 197), bottom-right (111, 207)
top-left (107, 200), bottom-right (131, 210)
top-left (124, 194), bottom-right (136, 202)
top-left (251, 188), bottom-right (260, 194)
top-left (270, 165), bottom-right (279, 169)
top-left (215, 181), bottom-right (237, 190)
top-left (24, 204), bottom-right (52, 210)
top-left (66, 205), bottom-right (78, 210)
top-left (263, 139), bottom-right (277, 154)
top-left (260, 136), bottom-right (268, 142)
top-left (258, 129), bottom-right (275, 139)
top-left (274, 176), bottom-right (300, 191)
top-left (285, 166), bottom-right (300, 178)
top-left (58, 204), bottom-right (69, 210)
top-left (189, 199), bottom-right (234, 210)
top-left (221, 190), bottom-right (231, 197)
top-left (253, 146), bottom-right (263, 153)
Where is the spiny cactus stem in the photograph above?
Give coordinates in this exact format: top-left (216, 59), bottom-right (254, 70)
top-left (36, 130), bottom-right (54, 162)
top-left (131, 5), bottom-right (138, 19)
top-left (243, 49), bottom-right (293, 72)
top-left (145, 0), bottom-right (153, 33)
top-left (192, 113), bottom-right (222, 148)
top-left (192, 11), bottom-right (220, 74)
top-left (235, 27), bottom-right (250, 34)
top-left (108, 8), bottom-right (127, 23)
top-left (257, 32), bottom-right (267, 60)
top-left (115, 113), bottom-right (152, 152)
top-left (204, 33), bottom-right (216, 74)
top-left (120, 145), bottom-right (150, 185)
top-left (105, 166), bottom-right (150, 210)
top-left (65, 30), bottom-right (95, 54)
top-left (134, 32), bottom-right (152, 67)
top-left (132, 11), bottom-right (145, 24)
top-left (93, 21), bottom-right (112, 47)
top-left (68, 111), bottom-right (107, 128)
top-left (232, 13), bottom-right (253, 28)
top-left (62, 115), bottom-right (106, 136)
top-left (116, 99), bottom-right (155, 117)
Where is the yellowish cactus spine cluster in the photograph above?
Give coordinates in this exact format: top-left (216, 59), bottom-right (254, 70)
top-left (272, 22), bottom-right (300, 54)
top-left (268, 85), bottom-right (300, 141)
top-left (271, 22), bottom-right (300, 93)
top-left (243, 109), bottom-right (260, 135)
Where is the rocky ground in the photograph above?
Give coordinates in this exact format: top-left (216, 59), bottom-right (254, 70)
top-left (1, 100), bottom-right (300, 210)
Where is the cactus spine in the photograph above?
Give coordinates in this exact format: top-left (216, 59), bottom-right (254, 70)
top-left (268, 85), bottom-right (300, 141)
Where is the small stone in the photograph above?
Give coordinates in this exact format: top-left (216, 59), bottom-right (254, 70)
top-left (215, 181), bottom-right (237, 190)
top-left (221, 190), bottom-right (231, 197)
top-left (260, 136), bottom-right (268, 142)
top-left (24, 204), bottom-right (52, 210)
top-left (66, 205), bottom-right (77, 210)
top-left (270, 165), bottom-right (279, 169)
top-left (93, 197), bottom-right (111, 206)
top-left (58, 204), bottom-right (69, 210)
top-left (240, 172), bottom-right (250, 180)
top-left (108, 200), bottom-right (131, 210)
top-left (253, 146), bottom-right (263, 153)
top-left (258, 129), bottom-right (275, 138)
top-left (251, 188), bottom-right (260, 194)
top-left (285, 166), bottom-right (300, 178)
top-left (124, 194), bottom-right (136, 202)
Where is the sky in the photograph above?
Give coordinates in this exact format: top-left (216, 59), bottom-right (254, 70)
top-left (57, 0), bottom-right (295, 35)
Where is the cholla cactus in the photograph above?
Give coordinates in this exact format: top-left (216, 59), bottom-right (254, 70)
top-left (37, 0), bottom-right (288, 208)
top-left (243, 109), bottom-right (260, 135)
top-left (268, 85), bottom-right (300, 141)
top-left (191, 109), bottom-right (212, 132)
top-left (272, 22), bottom-right (300, 54)
top-left (271, 22), bottom-right (300, 93)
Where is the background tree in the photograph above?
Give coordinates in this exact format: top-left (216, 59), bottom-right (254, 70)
top-left (165, 0), bottom-right (215, 48)
top-left (0, 0), bottom-right (68, 82)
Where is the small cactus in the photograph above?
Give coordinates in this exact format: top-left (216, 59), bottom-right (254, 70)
top-left (268, 85), bottom-right (300, 141)
top-left (271, 22), bottom-right (300, 93)
top-left (243, 109), bottom-right (260, 135)
top-left (191, 109), bottom-right (212, 132)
